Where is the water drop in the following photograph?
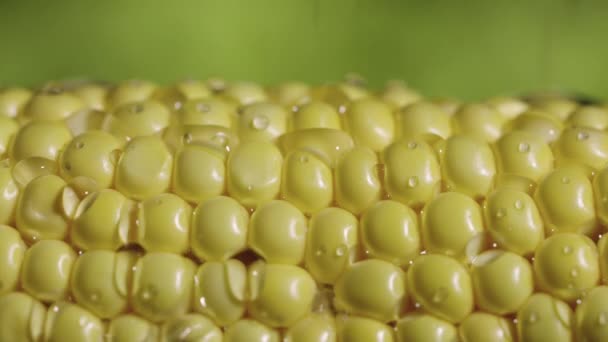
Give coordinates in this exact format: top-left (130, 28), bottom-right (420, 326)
top-left (562, 246), bottom-right (572, 255)
top-left (89, 292), bottom-right (100, 302)
top-left (183, 133), bottom-right (193, 144)
top-left (518, 142), bottom-right (530, 153)
top-left (407, 176), bottom-right (418, 188)
top-left (64, 162), bottom-right (72, 171)
top-left (338, 105), bottom-right (347, 114)
top-left (196, 102), bottom-right (210, 113)
top-left (514, 200), bottom-right (524, 210)
top-left (577, 131), bottom-right (590, 141)
top-left (495, 208), bottom-right (507, 219)
top-left (75, 141), bottom-right (85, 149)
top-left (173, 101), bottom-right (183, 110)
top-left (492, 242), bottom-right (498, 248)
top-left (251, 115), bottom-right (269, 130)
top-left (431, 287), bottom-right (449, 303)
top-left (562, 177), bottom-right (570, 184)
top-left (598, 312), bottom-right (607, 326)
top-left (140, 286), bottom-right (156, 301)
top-left (527, 312), bottom-right (538, 323)
top-left (246, 185), bottom-right (253, 192)
top-left (335, 245), bottom-right (346, 257)
top-left (199, 296), bottom-right (207, 308)
top-left (407, 141), bottom-right (418, 149)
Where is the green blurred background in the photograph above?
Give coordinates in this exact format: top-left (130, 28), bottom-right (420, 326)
top-left (1, 0), bottom-right (607, 100)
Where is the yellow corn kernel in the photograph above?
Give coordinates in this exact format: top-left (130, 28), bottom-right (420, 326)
top-left (248, 200), bottom-right (307, 264)
top-left (284, 313), bottom-right (336, 342)
top-left (43, 302), bottom-right (104, 342)
top-left (0, 225), bottom-right (26, 295)
top-left (136, 193), bottom-right (191, 254)
top-left (534, 233), bottom-right (599, 302)
top-left (107, 314), bottom-right (159, 342)
top-left (20, 240), bottom-right (76, 302)
top-left (407, 254), bottom-right (473, 323)
top-left (131, 252), bottom-right (195, 323)
top-left (312, 83), bottom-right (369, 112)
top-left (177, 97), bottom-right (234, 128)
top-left (0, 292), bottom-right (46, 342)
top-left (223, 81), bottom-right (268, 106)
top-left (193, 260), bottom-right (246, 326)
top-left (459, 312), bottom-right (516, 342)
top-left (160, 314), bottom-right (223, 342)
top-left (517, 293), bottom-right (573, 342)
top-left (360, 200), bottom-right (420, 267)
top-left (344, 98), bottom-right (395, 152)
top-left (227, 140), bottom-right (282, 209)
top-left (248, 261), bottom-right (317, 328)
top-left (103, 100), bottom-right (170, 141)
top-left (70, 250), bottom-right (135, 318)
top-left (10, 120), bottom-right (72, 162)
top-left (277, 128), bottom-right (354, 168)
top-left (486, 96), bottom-right (529, 120)
top-left (334, 146), bottom-right (381, 215)
top-left (0, 116), bottom-right (18, 158)
top-left (383, 138), bottom-right (441, 209)
top-left (224, 319), bottom-right (280, 342)
top-left (531, 97), bottom-right (578, 121)
top-left (292, 101), bottom-right (341, 130)
top-left (452, 103), bottom-right (504, 142)
top-left (72, 83), bottom-right (108, 112)
top-left (269, 81), bottom-right (311, 107)
top-left (64, 108), bottom-right (106, 136)
top-left (567, 105), bottom-right (608, 130)
top-left (171, 143), bottom-right (225, 204)
top-left (154, 80), bottom-right (212, 110)
top-left (304, 207), bottom-right (358, 285)
top-left (380, 80), bottom-right (422, 109)
top-left (396, 101), bottom-right (452, 140)
top-left (238, 102), bottom-right (288, 142)
top-left (574, 286), bottom-right (608, 342)
top-left (0, 87), bottom-right (32, 118)
top-left (106, 79), bottom-right (157, 110)
top-left (281, 149), bottom-right (333, 215)
top-left (553, 126), bottom-right (608, 177)
top-left (0, 161), bottom-right (18, 225)
top-left (336, 315), bottom-right (395, 342)
top-left (115, 136), bottom-right (173, 200)
top-left (396, 314), bottom-right (457, 342)
top-left (22, 88), bottom-right (84, 121)
top-left (508, 110), bottom-right (564, 143)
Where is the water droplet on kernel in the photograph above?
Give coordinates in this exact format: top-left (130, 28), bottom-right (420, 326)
top-left (577, 131), bottom-right (590, 141)
top-left (75, 141), bottom-right (85, 149)
top-left (562, 246), bottom-right (572, 255)
top-left (251, 116), bottom-right (269, 130)
top-left (407, 176), bottom-right (418, 188)
top-left (183, 133), bottom-right (193, 144)
top-left (527, 312), bottom-right (538, 324)
top-left (432, 287), bottom-right (449, 303)
top-left (199, 296), bottom-right (207, 308)
top-left (90, 292), bottom-right (100, 302)
top-left (338, 105), bottom-right (347, 114)
top-left (407, 141), bottom-right (418, 149)
top-left (495, 208), bottom-right (507, 219)
top-left (140, 287), bottom-right (156, 301)
top-left (246, 185), bottom-right (253, 192)
top-left (518, 142), bottom-right (530, 153)
top-left (562, 177), bottom-right (570, 184)
top-left (335, 245), bottom-right (346, 257)
top-left (514, 200), bottom-right (524, 210)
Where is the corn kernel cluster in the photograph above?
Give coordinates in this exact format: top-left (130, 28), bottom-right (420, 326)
top-left (1, 78), bottom-right (608, 341)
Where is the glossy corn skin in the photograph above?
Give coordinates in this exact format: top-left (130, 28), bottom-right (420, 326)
top-left (1, 79), bottom-right (608, 341)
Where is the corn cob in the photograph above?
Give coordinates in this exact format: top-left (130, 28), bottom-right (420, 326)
top-left (0, 79), bottom-right (608, 342)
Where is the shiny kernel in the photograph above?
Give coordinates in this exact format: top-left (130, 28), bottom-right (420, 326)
top-left (508, 110), bottom-right (564, 143)
top-left (360, 200), bottom-right (420, 267)
top-left (154, 80), bottom-right (212, 110)
top-left (0, 116), bottom-right (18, 158)
top-left (64, 109), bottom-right (106, 136)
top-left (483, 188), bottom-right (544, 256)
top-left (534, 233), bottom-right (599, 302)
top-left (383, 139), bottom-right (441, 209)
top-left (136, 193), bottom-right (191, 254)
top-left (284, 313), bottom-right (336, 342)
top-left (20, 240), bottom-right (76, 302)
top-left (531, 97), bottom-right (578, 121)
top-left (334, 259), bottom-right (407, 323)
top-left (224, 319), bottom-right (280, 342)
top-left (10, 120), bottom-right (72, 162)
top-left (238, 102), bottom-right (288, 142)
top-left (248, 261), bottom-right (317, 328)
top-left (227, 140), bottom-right (282, 209)
top-left (344, 98), bottom-right (395, 152)
top-left (281, 149), bottom-right (333, 214)
top-left (172, 144), bottom-right (225, 204)
top-left (223, 81), bottom-right (268, 106)
top-left (422, 192), bottom-right (485, 261)
top-left (574, 286), bottom-right (608, 342)
top-left (160, 314), bottom-right (223, 342)
top-left (486, 96), bottom-right (529, 120)
top-left (107, 79), bottom-right (157, 109)
top-left (292, 101), bottom-right (341, 130)
top-left (452, 103), bottom-right (504, 142)
top-left (178, 97), bottom-right (234, 128)
top-left (277, 128), bottom-right (354, 168)
top-left (43, 302), bottom-right (104, 342)
top-left (396, 314), bottom-right (457, 342)
top-left (70, 250), bottom-right (135, 318)
top-left (269, 81), bottom-right (311, 107)
top-left (534, 165), bottom-right (597, 236)
top-left (459, 312), bottom-right (516, 342)
top-left (0, 292), bottom-right (46, 342)
top-left (0, 164), bottom-right (18, 225)
top-left (0, 87), bottom-right (31, 118)
top-left (553, 127), bottom-right (608, 177)
top-left (0, 225), bottom-right (26, 295)
top-left (248, 200), bottom-right (307, 264)
top-left (436, 134), bottom-right (496, 199)
top-left (334, 146), bottom-right (381, 215)
top-left (23, 89), bottom-right (84, 121)
top-left (312, 83), bottom-right (369, 111)
top-left (104, 100), bottom-right (170, 141)
top-left (58, 130), bottom-right (122, 189)
top-left (71, 189), bottom-right (131, 251)
top-left (131, 252), bottom-right (195, 323)
top-left (336, 315), bottom-right (395, 342)
top-left (115, 136), bottom-right (173, 200)
top-left (191, 196), bottom-right (249, 261)
top-left (305, 207), bottom-right (358, 285)
top-left (516, 293), bottom-right (573, 342)
top-left (407, 254), bottom-right (474, 323)
top-left (107, 314), bottom-right (159, 342)
top-left (567, 105), bottom-right (608, 130)
top-left (72, 83), bottom-right (108, 111)
top-left (471, 250), bottom-right (534, 315)
top-left (193, 260), bottom-right (246, 326)
top-left (396, 101), bottom-right (452, 140)
top-left (380, 81), bottom-right (422, 109)
top-left (16, 174), bottom-right (68, 242)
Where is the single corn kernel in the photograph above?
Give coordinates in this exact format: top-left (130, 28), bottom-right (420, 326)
top-left (508, 110), bottom-right (564, 143)
top-left (171, 143), bottom-right (225, 204)
top-left (517, 293), bottom-right (573, 342)
top-left (223, 319), bottom-right (280, 342)
top-left (598, 235), bottom-right (608, 284)
top-left (0, 225), bottom-right (26, 295)
top-left (160, 314), bottom-right (223, 342)
top-left (20, 240), bottom-right (76, 302)
top-left (269, 81), bottom-right (311, 107)
top-left (483, 188), bottom-right (544, 256)
top-left (534, 233), bottom-right (599, 302)
top-left (71, 189), bottom-right (132, 251)
top-left (72, 83), bottom-right (108, 111)
top-left (534, 165), bottom-right (597, 236)
top-left (334, 259), bottom-right (407, 323)
top-left (344, 98), bottom-right (395, 152)
top-left (281, 149), bottom-right (333, 215)
top-left (191, 196), bottom-right (249, 261)
top-left (567, 105), bottom-right (608, 130)
top-left (16, 174), bottom-right (68, 242)
top-left (0, 292), bottom-right (46, 342)
top-left (115, 136), bottom-right (173, 200)
top-left (10, 120), bottom-right (72, 162)
top-left (336, 315), bottom-right (395, 342)
top-left (103, 100), bottom-right (170, 141)
top-left (380, 80), bottom-right (422, 109)
top-left (486, 96), bottom-right (529, 120)
top-left (248, 200), bottom-right (307, 265)
top-left (227, 140), bottom-right (282, 209)
top-left (407, 254), bottom-right (474, 323)
top-left (421, 192), bottom-right (486, 262)
top-left (291, 101), bottom-right (341, 130)
top-left (312, 83), bottom-right (369, 112)
top-left (360, 200), bottom-right (420, 267)
top-left (64, 109), bottom-right (106, 136)
top-left (553, 126), bottom-right (608, 177)
top-left (283, 313), bottom-right (336, 342)
top-left (0, 161), bottom-right (18, 225)
top-left (106, 79), bottom-right (157, 109)
top-left (531, 97), bottom-right (578, 121)
top-left (136, 193), bottom-right (191, 254)
top-left (396, 314), bottom-right (457, 342)
top-left (452, 103), bottom-right (504, 142)
top-left (383, 138), bottom-right (441, 209)
top-left (470, 250), bottom-right (534, 315)
top-left (430, 97), bottom-right (461, 116)
top-left (238, 102), bottom-right (288, 142)
top-left (10, 156), bottom-right (58, 190)
top-left (223, 81), bottom-right (268, 106)
top-left (131, 252), bottom-right (195, 323)
top-left (70, 250), bottom-right (136, 318)
top-left (574, 286), bottom-right (608, 342)
top-left (193, 260), bottom-right (246, 326)
top-left (334, 146), bottom-right (381, 215)
top-left (58, 130), bottom-right (122, 189)
top-left (248, 261), bottom-right (317, 328)
top-left (396, 101), bottom-right (452, 140)
top-left (43, 302), bottom-right (104, 342)
top-left (277, 128), bottom-right (354, 168)
top-left (177, 97), bottom-right (234, 128)
top-left (459, 312), bottom-right (516, 342)
top-left (23, 88), bottom-right (85, 122)
top-left (0, 116), bottom-right (18, 158)
top-left (154, 80), bottom-right (212, 110)
top-left (107, 314), bottom-right (159, 342)
top-left (305, 207), bottom-right (358, 285)
top-left (436, 134), bottom-right (496, 199)
top-left (0, 87), bottom-right (32, 118)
